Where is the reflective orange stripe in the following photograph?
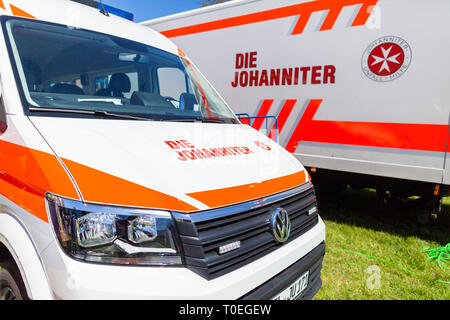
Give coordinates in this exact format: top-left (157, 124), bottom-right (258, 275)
top-left (0, 140), bottom-right (80, 222)
top-left (320, 5), bottom-right (343, 31)
top-left (0, 139), bottom-right (197, 218)
top-left (187, 171), bottom-right (307, 208)
top-left (268, 99), bottom-right (297, 140)
top-left (161, 0), bottom-right (379, 38)
top-left (291, 10), bottom-right (312, 35)
top-left (61, 158), bottom-right (199, 212)
top-left (285, 99), bottom-right (450, 153)
top-left (10, 4), bottom-right (36, 19)
top-left (0, 1), bottom-right (5, 10)
top-left (252, 99), bottom-right (274, 130)
top-left (0, 142), bottom-right (306, 219)
top-left (0, 175), bottom-right (47, 221)
top-left (352, 2), bottom-right (378, 26)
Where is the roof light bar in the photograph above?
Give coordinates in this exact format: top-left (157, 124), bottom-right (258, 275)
top-left (70, 0), bottom-right (134, 21)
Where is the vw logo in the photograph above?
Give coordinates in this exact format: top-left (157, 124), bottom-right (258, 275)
top-left (271, 208), bottom-right (291, 243)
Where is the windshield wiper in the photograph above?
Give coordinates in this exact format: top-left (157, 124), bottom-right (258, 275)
top-left (29, 107), bottom-right (154, 121)
top-left (201, 118), bottom-right (228, 123)
top-left (160, 117), bottom-right (227, 123)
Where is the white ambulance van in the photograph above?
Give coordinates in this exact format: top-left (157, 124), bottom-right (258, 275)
top-left (0, 0), bottom-right (325, 300)
top-left (145, 0), bottom-right (450, 218)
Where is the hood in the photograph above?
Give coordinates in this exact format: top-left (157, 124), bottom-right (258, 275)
top-left (31, 117), bottom-right (308, 212)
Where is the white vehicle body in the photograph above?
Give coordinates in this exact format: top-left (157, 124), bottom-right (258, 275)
top-left (145, 0), bottom-right (450, 192)
top-left (0, 0), bottom-right (325, 300)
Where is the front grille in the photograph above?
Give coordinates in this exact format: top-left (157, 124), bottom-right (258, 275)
top-left (173, 183), bottom-right (319, 280)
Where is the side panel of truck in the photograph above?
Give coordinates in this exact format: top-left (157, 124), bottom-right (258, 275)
top-left (145, 0), bottom-right (450, 184)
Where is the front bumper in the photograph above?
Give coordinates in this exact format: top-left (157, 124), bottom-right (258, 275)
top-left (40, 218), bottom-right (325, 300)
top-left (240, 242), bottom-right (325, 300)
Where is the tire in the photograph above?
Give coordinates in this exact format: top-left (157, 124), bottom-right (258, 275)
top-left (0, 261), bottom-right (28, 300)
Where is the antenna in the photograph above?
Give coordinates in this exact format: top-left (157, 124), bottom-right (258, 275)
top-left (98, 0), bottom-right (110, 17)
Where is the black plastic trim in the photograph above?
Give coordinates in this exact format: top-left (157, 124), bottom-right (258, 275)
top-left (239, 242), bottom-right (325, 300)
top-left (176, 185), bottom-right (320, 280)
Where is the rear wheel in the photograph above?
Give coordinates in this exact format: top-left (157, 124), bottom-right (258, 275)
top-left (0, 261), bottom-right (28, 300)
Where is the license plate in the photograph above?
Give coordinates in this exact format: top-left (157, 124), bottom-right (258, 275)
top-left (273, 271), bottom-right (309, 300)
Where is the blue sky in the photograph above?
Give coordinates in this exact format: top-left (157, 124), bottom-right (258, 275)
top-left (103, 0), bottom-right (204, 22)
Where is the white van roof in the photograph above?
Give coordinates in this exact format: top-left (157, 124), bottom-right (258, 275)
top-left (0, 0), bottom-right (178, 55)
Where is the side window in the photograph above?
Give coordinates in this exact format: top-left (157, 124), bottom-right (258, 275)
top-left (157, 68), bottom-right (187, 100)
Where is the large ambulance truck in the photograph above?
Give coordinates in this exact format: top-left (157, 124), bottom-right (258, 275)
top-left (144, 0), bottom-right (450, 218)
top-left (0, 0), bottom-right (325, 300)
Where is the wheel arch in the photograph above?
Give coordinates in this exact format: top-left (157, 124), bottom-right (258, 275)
top-left (0, 213), bottom-right (53, 300)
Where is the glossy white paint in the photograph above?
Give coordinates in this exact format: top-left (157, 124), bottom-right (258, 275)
top-left (30, 117), bottom-right (304, 202)
top-left (40, 218), bottom-right (325, 300)
top-left (145, 0), bottom-right (450, 184)
top-left (0, 0), bottom-right (324, 300)
top-left (0, 211), bottom-right (53, 300)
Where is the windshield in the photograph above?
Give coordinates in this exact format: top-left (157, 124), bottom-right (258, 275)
top-left (4, 18), bottom-right (238, 123)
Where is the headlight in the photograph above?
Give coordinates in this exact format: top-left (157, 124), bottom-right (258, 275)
top-left (46, 193), bottom-right (182, 266)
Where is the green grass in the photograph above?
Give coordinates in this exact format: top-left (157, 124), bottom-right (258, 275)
top-left (314, 188), bottom-right (450, 300)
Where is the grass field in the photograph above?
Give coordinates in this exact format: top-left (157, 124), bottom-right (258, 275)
top-left (314, 188), bottom-right (450, 300)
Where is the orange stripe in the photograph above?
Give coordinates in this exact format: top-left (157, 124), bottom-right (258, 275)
top-left (0, 140), bottom-right (80, 222)
top-left (161, 0), bottom-right (379, 38)
top-left (0, 141), bottom-right (307, 218)
top-left (0, 1), bottom-right (5, 10)
top-left (187, 171), bottom-right (307, 208)
top-left (240, 117), bottom-right (250, 125)
top-left (292, 11), bottom-right (312, 35)
top-left (0, 177), bottom-right (47, 222)
top-left (268, 99), bottom-right (297, 140)
top-left (320, 5), bottom-right (343, 31)
top-left (10, 4), bottom-right (36, 19)
top-left (252, 99), bottom-right (274, 130)
top-left (61, 158), bottom-right (198, 212)
top-left (0, 171), bottom-right (45, 197)
top-left (352, 1), bottom-right (378, 26)
top-left (285, 100), bottom-right (450, 153)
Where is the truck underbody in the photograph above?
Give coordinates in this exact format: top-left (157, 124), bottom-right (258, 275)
top-left (308, 167), bottom-right (447, 222)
